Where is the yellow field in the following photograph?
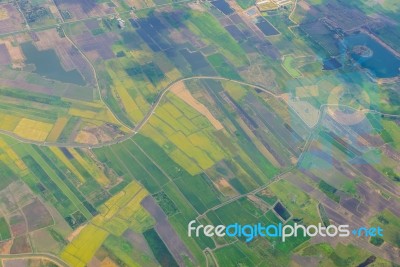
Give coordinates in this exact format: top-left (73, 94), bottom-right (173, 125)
top-left (13, 118), bottom-right (53, 141)
top-left (168, 95), bottom-right (199, 119)
top-left (100, 181), bottom-right (142, 215)
top-left (61, 224), bottom-right (109, 267)
top-left (120, 77), bottom-right (136, 89)
top-left (69, 108), bottom-right (98, 119)
top-left (60, 99), bottom-right (131, 131)
top-left (149, 116), bottom-right (175, 137)
top-left (0, 114), bottom-right (21, 131)
top-left (169, 149), bottom-right (202, 175)
top-left (118, 189), bottom-right (148, 220)
top-left (67, 148), bottom-right (110, 186)
top-left (170, 83), bottom-right (224, 130)
top-left (0, 8), bottom-right (9, 20)
top-left (106, 59), bottom-right (157, 124)
top-left (49, 147), bottom-right (86, 183)
top-left (93, 181), bottom-right (153, 235)
top-left (113, 79), bottom-right (144, 123)
top-left (0, 139), bottom-right (27, 171)
top-left (223, 81), bottom-right (247, 101)
top-left (169, 132), bottom-right (193, 151)
top-left (143, 95), bottom-right (227, 174)
top-left (167, 131), bottom-right (223, 169)
top-left (164, 68), bottom-right (181, 82)
top-left (155, 111), bottom-right (191, 135)
top-left (61, 181), bottom-right (153, 266)
top-left (141, 124), bottom-right (169, 145)
top-left (58, 99), bottom-right (131, 132)
top-left (107, 181), bottom-right (141, 204)
top-left (177, 116), bottom-right (198, 132)
top-left (188, 133), bottom-right (225, 162)
top-left (162, 102), bottom-right (182, 118)
top-left (134, 94), bottom-right (150, 114)
top-left (0, 150), bottom-right (27, 173)
top-left (47, 117), bottom-right (68, 142)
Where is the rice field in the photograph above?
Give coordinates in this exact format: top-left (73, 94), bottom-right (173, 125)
top-left (13, 118), bottom-right (53, 141)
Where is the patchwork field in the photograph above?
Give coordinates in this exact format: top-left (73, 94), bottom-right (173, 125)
top-left (0, 0), bottom-right (399, 266)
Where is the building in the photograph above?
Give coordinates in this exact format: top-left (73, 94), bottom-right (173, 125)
top-left (117, 18), bottom-right (125, 29)
top-left (256, 0), bottom-right (292, 11)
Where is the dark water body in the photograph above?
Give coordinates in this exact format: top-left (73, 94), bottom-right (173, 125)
top-left (357, 256), bottom-right (376, 267)
top-left (255, 18), bottom-right (279, 36)
top-left (273, 202), bottom-right (290, 221)
top-left (323, 58), bottom-right (342, 70)
top-left (180, 49), bottom-right (210, 72)
top-left (21, 42), bottom-right (86, 86)
top-left (211, 0), bottom-right (234, 15)
top-left (341, 33), bottom-right (400, 78)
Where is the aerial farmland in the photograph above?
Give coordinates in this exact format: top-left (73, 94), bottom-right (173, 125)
top-left (0, 0), bottom-right (399, 266)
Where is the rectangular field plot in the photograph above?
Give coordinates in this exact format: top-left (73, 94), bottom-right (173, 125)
top-left (0, 4), bottom-right (25, 34)
top-left (13, 118), bottom-right (53, 142)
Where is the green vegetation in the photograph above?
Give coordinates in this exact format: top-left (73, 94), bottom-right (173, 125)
top-left (17, 0), bottom-right (50, 23)
top-left (282, 55), bottom-right (302, 78)
top-left (207, 54), bottom-right (242, 80)
top-left (143, 228), bottom-right (178, 267)
top-left (0, 217), bottom-right (11, 241)
top-left (318, 180), bottom-right (340, 202)
top-left (0, 162), bottom-right (15, 190)
top-left (369, 209), bottom-right (400, 247)
top-left (370, 236), bottom-right (384, 247)
top-left (187, 10), bottom-right (248, 65)
top-left (318, 203), bottom-right (330, 227)
top-left (235, 0), bottom-right (256, 9)
top-left (103, 235), bottom-right (157, 267)
top-left (214, 243), bottom-right (253, 267)
top-left (319, 131), bottom-right (357, 158)
top-left (0, 0), bottom-right (398, 266)
top-left (153, 191), bottom-right (179, 216)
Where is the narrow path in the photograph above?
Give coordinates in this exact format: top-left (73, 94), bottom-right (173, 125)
top-left (0, 0), bottom-right (195, 38)
top-left (0, 253), bottom-right (69, 267)
top-left (0, 76), bottom-right (398, 149)
top-left (62, 27), bottom-right (134, 132)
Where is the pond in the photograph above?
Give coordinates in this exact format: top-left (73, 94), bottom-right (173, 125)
top-left (21, 42), bottom-right (86, 86)
top-left (323, 58), bottom-right (342, 70)
top-left (211, 0), bottom-right (234, 15)
top-left (341, 33), bottom-right (400, 78)
top-left (255, 17), bottom-right (279, 36)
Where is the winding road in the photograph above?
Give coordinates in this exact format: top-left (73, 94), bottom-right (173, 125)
top-left (0, 75), bottom-right (398, 150)
top-left (0, 252), bottom-right (69, 267)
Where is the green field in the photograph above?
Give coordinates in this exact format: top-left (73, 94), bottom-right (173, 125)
top-left (0, 0), bottom-right (398, 266)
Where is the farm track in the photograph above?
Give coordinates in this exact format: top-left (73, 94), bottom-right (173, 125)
top-left (1, 2), bottom-right (400, 266)
top-left (0, 252), bottom-right (69, 267)
top-left (0, 0), bottom-right (196, 38)
top-left (0, 75), bottom-right (398, 149)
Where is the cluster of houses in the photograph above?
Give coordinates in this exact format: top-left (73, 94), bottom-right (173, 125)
top-left (117, 17), bottom-right (126, 29)
top-left (256, 0), bottom-right (292, 11)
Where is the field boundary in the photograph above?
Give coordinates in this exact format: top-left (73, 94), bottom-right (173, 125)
top-left (0, 76), bottom-right (398, 149)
